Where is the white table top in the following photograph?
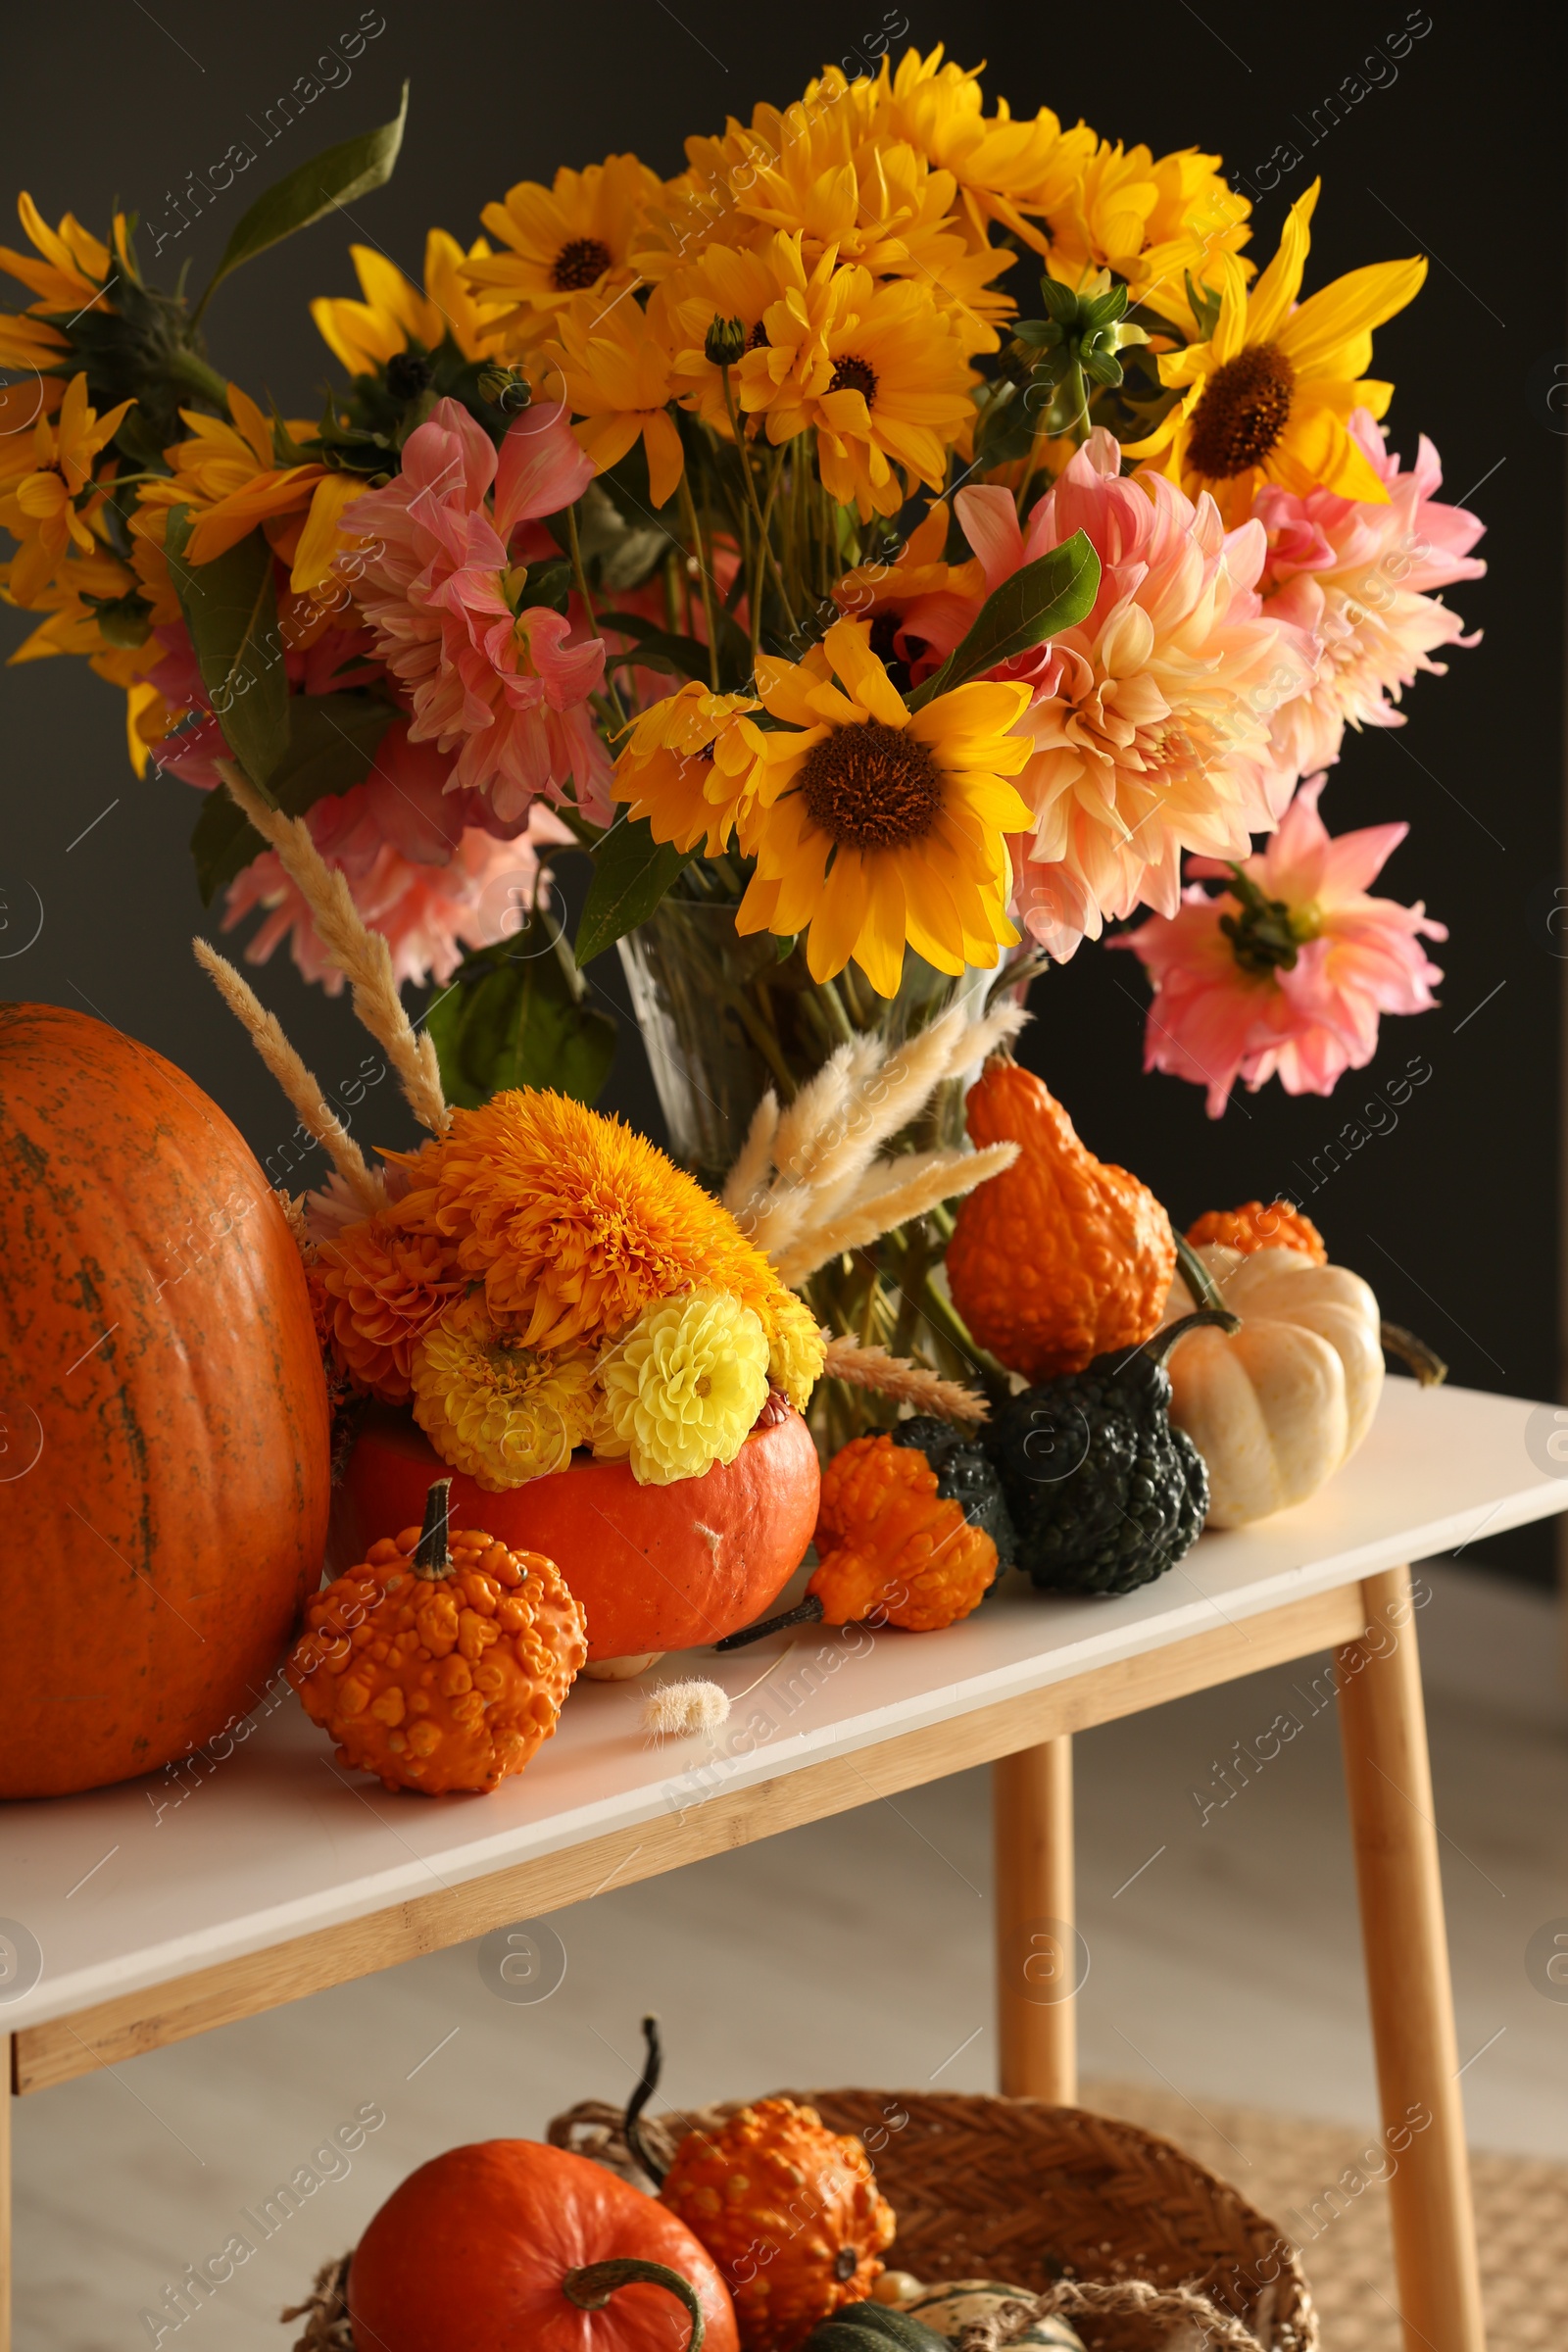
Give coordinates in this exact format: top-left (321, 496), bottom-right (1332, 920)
top-left (3, 1379), bottom-right (1562, 2035)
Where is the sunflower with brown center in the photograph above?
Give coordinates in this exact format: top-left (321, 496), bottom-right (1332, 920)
top-left (465, 154), bottom-right (662, 345)
top-left (1126, 176), bottom-right (1427, 526)
top-left (735, 616), bottom-right (1034, 997)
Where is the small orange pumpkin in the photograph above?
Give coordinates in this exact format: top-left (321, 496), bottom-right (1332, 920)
top-left (808, 1429), bottom-right (1004, 1633)
top-left (660, 2097), bottom-right (896, 2350)
top-left (287, 1479), bottom-right (585, 1792)
top-left (946, 1054), bottom-right (1175, 1382)
top-left (1187, 1199), bottom-right (1328, 1262)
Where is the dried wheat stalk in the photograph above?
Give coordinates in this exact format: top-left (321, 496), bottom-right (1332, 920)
top-left (216, 758), bottom-right (448, 1137)
top-left (192, 938), bottom-right (384, 1214)
top-left (819, 1335), bottom-right (989, 1424)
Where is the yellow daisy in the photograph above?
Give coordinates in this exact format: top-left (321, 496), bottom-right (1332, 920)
top-left (541, 286), bottom-right (685, 508)
top-left (1126, 180), bottom-right (1427, 525)
top-left (311, 228), bottom-right (504, 376)
top-left (738, 246), bottom-right (976, 521)
top-left (1039, 140), bottom-right (1251, 318)
top-left (466, 155), bottom-right (663, 345)
top-left (131, 381), bottom-right (325, 564)
top-left (613, 684), bottom-right (767, 857)
top-left (0, 371), bottom-right (133, 605)
top-left (735, 617), bottom-right (1034, 997)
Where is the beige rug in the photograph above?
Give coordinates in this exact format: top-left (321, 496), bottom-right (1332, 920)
top-left (1082, 2079), bottom-right (1568, 2348)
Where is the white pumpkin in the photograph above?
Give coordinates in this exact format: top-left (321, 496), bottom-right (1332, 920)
top-left (1162, 1242), bottom-right (1385, 1527)
top-left (906, 2279), bottom-right (1085, 2347)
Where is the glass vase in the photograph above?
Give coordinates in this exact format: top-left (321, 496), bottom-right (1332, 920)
top-left (618, 896), bottom-right (1004, 1452)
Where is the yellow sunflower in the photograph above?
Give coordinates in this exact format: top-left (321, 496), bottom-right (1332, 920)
top-left (738, 247), bottom-right (976, 520)
top-left (736, 617), bottom-right (1034, 997)
top-left (1126, 179), bottom-right (1427, 525)
top-left (0, 371), bottom-right (133, 605)
top-left (466, 155), bottom-right (663, 346)
top-left (541, 285), bottom-right (685, 508)
top-left (311, 228), bottom-right (504, 375)
top-left (1038, 140), bottom-right (1251, 318)
top-left (131, 381), bottom-right (325, 564)
top-left (870, 46), bottom-right (1093, 250)
top-left (613, 683), bottom-right (767, 856)
top-left (0, 194), bottom-right (121, 370)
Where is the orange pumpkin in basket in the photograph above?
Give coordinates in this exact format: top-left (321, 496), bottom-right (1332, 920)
top-left (288, 1479), bottom-right (585, 1792)
top-left (661, 2097), bottom-right (896, 2350)
top-left (349, 2134), bottom-right (738, 2350)
top-left (946, 1054), bottom-right (1175, 1383)
top-left (0, 1003), bottom-right (329, 1798)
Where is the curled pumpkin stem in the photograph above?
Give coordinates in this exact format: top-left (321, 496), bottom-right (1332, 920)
top-left (714, 1593), bottom-right (826, 1653)
top-left (1172, 1231), bottom-right (1232, 1319)
top-left (623, 2013), bottom-right (668, 2188)
top-left (1137, 1305), bottom-right (1241, 1365)
top-left (561, 2256), bottom-right (706, 2348)
top-left (1381, 1321), bottom-right (1448, 1388)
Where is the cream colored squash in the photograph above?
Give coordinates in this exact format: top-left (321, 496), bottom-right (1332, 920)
top-left (1162, 1243), bottom-right (1384, 1527)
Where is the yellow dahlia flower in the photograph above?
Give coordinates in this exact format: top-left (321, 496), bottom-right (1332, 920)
top-left (766, 1288), bottom-right (828, 1414)
top-left (735, 617), bottom-right (1033, 997)
top-left (312, 228), bottom-right (505, 376)
top-left (595, 1289), bottom-right (770, 1486)
top-left (613, 683), bottom-right (767, 857)
top-left (411, 1300), bottom-right (598, 1492)
top-left (1126, 179), bottom-right (1427, 526)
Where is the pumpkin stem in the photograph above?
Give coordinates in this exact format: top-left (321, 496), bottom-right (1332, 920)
top-left (1134, 1306), bottom-right (1242, 1369)
top-left (412, 1478), bottom-right (454, 1581)
top-left (624, 2013), bottom-right (669, 2188)
top-left (561, 2257), bottom-right (706, 2348)
top-left (1381, 1320), bottom-right (1448, 1388)
top-left (713, 1593), bottom-right (825, 1652)
top-left (1172, 1231), bottom-right (1232, 1320)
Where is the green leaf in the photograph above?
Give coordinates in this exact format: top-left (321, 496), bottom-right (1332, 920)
top-left (191, 83), bottom-right (409, 321)
top-left (909, 529), bottom-right (1101, 708)
top-left (600, 610), bottom-right (713, 683)
top-left (425, 915), bottom-right (617, 1109)
top-left (167, 510), bottom-right (291, 788)
top-left (189, 693), bottom-right (397, 904)
top-left (574, 814), bottom-right (691, 965)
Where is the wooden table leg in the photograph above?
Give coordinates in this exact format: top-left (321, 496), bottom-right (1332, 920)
top-left (1338, 1565), bottom-right (1486, 2352)
top-left (994, 1736), bottom-right (1076, 2103)
top-left (2, 2034), bottom-right (11, 2352)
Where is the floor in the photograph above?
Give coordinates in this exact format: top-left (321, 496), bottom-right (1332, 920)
top-left (11, 1560), bottom-right (1567, 2351)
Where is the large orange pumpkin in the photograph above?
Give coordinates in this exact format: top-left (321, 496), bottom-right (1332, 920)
top-left (334, 1399), bottom-right (820, 1660)
top-left (349, 2137), bottom-right (739, 2352)
top-left (0, 1004), bottom-right (330, 1797)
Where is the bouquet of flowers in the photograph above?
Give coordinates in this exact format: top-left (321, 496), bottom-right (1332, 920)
top-left (0, 46), bottom-right (1485, 1434)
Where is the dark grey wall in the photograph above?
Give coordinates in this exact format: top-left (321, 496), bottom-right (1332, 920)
top-left (4, 1), bottom-right (1563, 1577)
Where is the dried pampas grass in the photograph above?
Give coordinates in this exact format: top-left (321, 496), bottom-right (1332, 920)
top-left (723, 997), bottom-right (1028, 1285)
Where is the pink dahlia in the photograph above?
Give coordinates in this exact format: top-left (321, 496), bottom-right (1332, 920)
top-left (1112, 776), bottom-right (1446, 1116)
top-left (1257, 411), bottom-right (1486, 777)
top-left (348, 399), bottom-right (612, 824)
top-left (955, 430), bottom-right (1316, 962)
top-left (223, 722), bottom-right (574, 993)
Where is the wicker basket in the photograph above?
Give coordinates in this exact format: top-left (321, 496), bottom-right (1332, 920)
top-left (548, 2090), bottom-right (1316, 2352)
